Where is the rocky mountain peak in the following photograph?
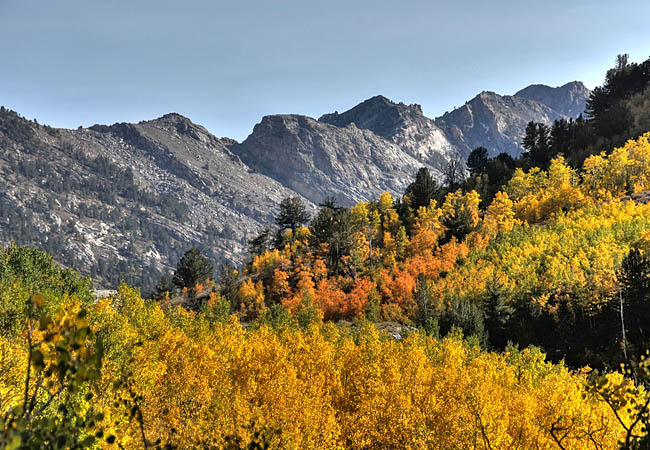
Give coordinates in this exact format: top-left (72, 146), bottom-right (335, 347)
top-left (317, 95), bottom-right (457, 168)
top-left (231, 111), bottom-right (439, 206)
top-left (435, 89), bottom-right (569, 157)
top-left (477, 90), bottom-right (498, 99)
top-left (319, 95), bottom-right (425, 139)
top-left (514, 81), bottom-right (591, 117)
top-left (157, 112), bottom-right (193, 123)
top-left (142, 112), bottom-right (216, 142)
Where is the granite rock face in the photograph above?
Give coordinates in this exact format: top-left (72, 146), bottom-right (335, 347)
top-left (435, 82), bottom-right (590, 157)
top-left (319, 95), bottom-right (459, 168)
top-left (231, 113), bottom-right (437, 205)
top-left (434, 91), bottom-right (567, 157)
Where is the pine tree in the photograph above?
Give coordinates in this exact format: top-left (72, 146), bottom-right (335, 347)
top-left (414, 274), bottom-right (437, 334)
top-left (249, 227), bottom-right (273, 256)
top-left (466, 147), bottom-right (489, 176)
top-left (444, 158), bottom-right (465, 190)
top-left (172, 248), bottom-right (213, 292)
top-left (405, 167), bottom-right (440, 210)
top-left (276, 196), bottom-right (310, 233)
top-left (616, 248), bottom-right (650, 358)
top-left (152, 275), bottom-right (176, 300)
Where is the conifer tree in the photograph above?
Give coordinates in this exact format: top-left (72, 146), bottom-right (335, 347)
top-left (616, 248), bottom-right (650, 358)
top-left (466, 147), bottom-right (489, 176)
top-left (172, 248), bottom-right (213, 292)
top-left (405, 167), bottom-right (440, 210)
top-left (276, 196), bottom-right (310, 233)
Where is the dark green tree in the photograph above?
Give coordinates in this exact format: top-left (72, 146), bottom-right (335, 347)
top-left (172, 248), bottom-right (213, 292)
top-left (309, 204), bottom-right (355, 275)
top-left (414, 274), bottom-right (437, 334)
top-left (248, 227), bottom-right (273, 256)
top-left (152, 275), bottom-right (176, 300)
top-left (318, 195), bottom-right (342, 212)
top-left (522, 122), bottom-right (551, 168)
top-left (405, 167), bottom-right (441, 210)
top-left (276, 197), bottom-right (310, 233)
top-left (443, 158), bottom-right (465, 190)
top-left (484, 281), bottom-right (515, 349)
top-left (466, 147), bottom-right (489, 176)
top-left (616, 248), bottom-right (650, 360)
top-left (218, 263), bottom-right (240, 307)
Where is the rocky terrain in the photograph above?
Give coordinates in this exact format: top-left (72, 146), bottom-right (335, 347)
top-left (514, 81), bottom-right (591, 118)
top-left (319, 95), bottom-right (458, 168)
top-left (0, 109), bottom-right (305, 291)
top-left (0, 80), bottom-right (591, 292)
top-left (435, 81), bottom-right (590, 157)
top-left (231, 113), bottom-right (445, 205)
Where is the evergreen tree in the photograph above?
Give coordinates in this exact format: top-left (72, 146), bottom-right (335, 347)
top-left (414, 274), bottom-right (437, 334)
top-left (405, 167), bottom-right (440, 210)
top-left (152, 275), bottom-right (175, 300)
top-left (172, 248), bottom-right (213, 292)
top-left (522, 122), bottom-right (551, 168)
top-left (444, 158), bottom-right (465, 190)
top-left (484, 281), bottom-right (514, 349)
top-left (218, 263), bottom-right (240, 307)
top-left (466, 147), bottom-right (489, 176)
top-left (318, 195), bottom-right (342, 212)
top-left (249, 227), bottom-right (273, 256)
top-left (616, 248), bottom-right (650, 359)
top-left (439, 297), bottom-right (487, 345)
top-left (522, 121), bottom-right (539, 154)
top-left (310, 205), bottom-right (355, 274)
top-left (276, 196), bottom-right (310, 233)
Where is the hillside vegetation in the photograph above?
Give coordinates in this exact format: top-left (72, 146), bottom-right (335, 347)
top-left (3, 55), bottom-right (650, 449)
top-left (4, 134), bottom-right (650, 448)
top-left (0, 250), bottom-right (640, 449)
top-left (226, 133), bottom-right (650, 369)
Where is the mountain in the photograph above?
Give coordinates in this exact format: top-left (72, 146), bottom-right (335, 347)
top-left (319, 95), bottom-right (458, 168)
top-left (0, 79), bottom-right (591, 291)
top-left (434, 82), bottom-right (591, 157)
top-left (231, 113), bottom-right (438, 205)
top-left (0, 108), bottom-right (305, 291)
top-left (514, 81), bottom-right (590, 118)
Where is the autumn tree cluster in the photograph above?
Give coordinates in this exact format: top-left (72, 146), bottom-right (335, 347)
top-left (210, 133), bottom-right (650, 372)
top-left (0, 250), bottom-right (639, 448)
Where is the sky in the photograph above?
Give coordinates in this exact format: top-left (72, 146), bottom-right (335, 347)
top-left (1, 1), bottom-right (649, 141)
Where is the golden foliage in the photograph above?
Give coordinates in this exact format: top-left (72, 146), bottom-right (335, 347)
top-left (1, 293), bottom-right (627, 449)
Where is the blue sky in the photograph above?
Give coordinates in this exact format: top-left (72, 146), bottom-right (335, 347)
top-left (1, 0), bottom-right (649, 141)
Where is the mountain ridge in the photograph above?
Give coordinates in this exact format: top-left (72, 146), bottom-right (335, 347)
top-left (0, 79), bottom-right (591, 291)
top-left (514, 81), bottom-right (590, 118)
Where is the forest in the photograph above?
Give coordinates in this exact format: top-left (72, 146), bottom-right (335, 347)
top-left (3, 55), bottom-right (650, 448)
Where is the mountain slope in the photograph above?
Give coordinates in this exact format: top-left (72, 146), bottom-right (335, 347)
top-left (0, 108), bottom-right (305, 291)
top-left (435, 91), bottom-right (576, 157)
top-left (514, 81), bottom-right (590, 118)
top-left (231, 114), bottom-right (435, 205)
top-left (319, 95), bottom-right (458, 168)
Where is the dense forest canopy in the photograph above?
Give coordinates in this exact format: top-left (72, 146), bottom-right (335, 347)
top-left (0, 245), bottom-right (646, 449)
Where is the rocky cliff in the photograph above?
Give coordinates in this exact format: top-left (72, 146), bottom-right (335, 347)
top-left (231, 114), bottom-right (436, 205)
top-left (435, 82), bottom-right (590, 157)
top-left (319, 95), bottom-right (458, 168)
top-left (514, 81), bottom-right (590, 118)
